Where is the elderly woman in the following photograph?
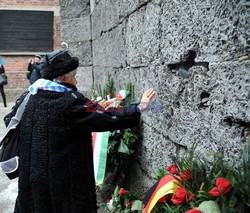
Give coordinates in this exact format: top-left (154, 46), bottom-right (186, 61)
top-left (4, 49), bottom-right (155, 213)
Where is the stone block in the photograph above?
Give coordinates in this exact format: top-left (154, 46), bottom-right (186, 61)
top-left (90, 0), bottom-right (96, 13)
top-left (92, 66), bottom-right (117, 88)
top-left (126, 3), bottom-right (161, 67)
top-left (69, 41), bottom-right (92, 66)
top-left (92, 23), bottom-right (126, 68)
top-left (60, 0), bottom-right (90, 19)
top-left (157, 61), bottom-right (250, 166)
top-left (160, 0), bottom-right (248, 63)
top-left (61, 17), bottom-right (91, 43)
top-left (128, 123), bottom-right (178, 191)
top-left (91, 0), bottom-right (118, 39)
top-left (92, 0), bottom-right (150, 39)
top-left (76, 66), bottom-right (93, 95)
top-left (127, 162), bottom-right (156, 194)
top-left (95, 0), bottom-right (101, 5)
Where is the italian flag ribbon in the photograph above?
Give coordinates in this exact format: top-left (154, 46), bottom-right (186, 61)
top-left (92, 132), bottom-right (110, 185)
top-left (92, 90), bottom-right (129, 184)
top-left (97, 90), bottom-right (130, 109)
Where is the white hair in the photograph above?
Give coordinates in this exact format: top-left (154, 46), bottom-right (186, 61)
top-left (54, 69), bottom-right (77, 81)
top-left (64, 69), bottom-right (77, 77)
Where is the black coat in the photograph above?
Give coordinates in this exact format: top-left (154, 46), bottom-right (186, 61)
top-left (27, 63), bottom-right (42, 84)
top-left (5, 86), bottom-right (140, 213)
top-left (0, 64), bottom-right (5, 74)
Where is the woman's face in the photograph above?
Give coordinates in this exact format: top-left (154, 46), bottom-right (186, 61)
top-left (65, 73), bottom-right (77, 87)
top-left (60, 72), bottom-right (78, 87)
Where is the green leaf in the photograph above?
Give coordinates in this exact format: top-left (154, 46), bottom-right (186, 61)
top-left (198, 201), bottom-right (221, 213)
top-left (243, 138), bottom-right (250, 175)
top-left (225, 170), bottom-right (237, 186)
top-left (155, 168), bottom-right (167, 181)
top-left (118, 141), bottom-right (130, 154)
top-left (201, 180), bottom-right (214, 193)
top-left (214, 170), bottom-right (223, 180)
top-left (131, 200), bottom-right (143, 211)
top-left (197, 190), bottom-right (211, 201)
top-left (114, 186), bottom-right (120, 198)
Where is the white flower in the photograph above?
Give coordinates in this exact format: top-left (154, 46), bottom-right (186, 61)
top-left (107, 199), bottom-right (113, 210)
top-left (96, 96), bottom-right (103, 101)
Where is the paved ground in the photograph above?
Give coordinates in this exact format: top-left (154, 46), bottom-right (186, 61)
top-left (0, 102), bottom-right (18, 213)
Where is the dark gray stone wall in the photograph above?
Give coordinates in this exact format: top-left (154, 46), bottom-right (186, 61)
top-left (60, 0), bottom-right (93, 94)
top-left (60, 0), bottom-right (250, 193)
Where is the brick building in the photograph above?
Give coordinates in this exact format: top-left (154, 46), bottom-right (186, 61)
top-left (0, 0), bottom-right (61, 101)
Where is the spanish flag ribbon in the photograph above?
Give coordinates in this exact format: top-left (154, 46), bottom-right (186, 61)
top-left (143, 175), bottom-right (180, 213)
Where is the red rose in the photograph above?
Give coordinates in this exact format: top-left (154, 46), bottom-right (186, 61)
top-left (126, 202), bottom-right (132, 208)
top-left (216, 177), bottom-right (231, 194)
top-left (171, 188), bottom-right (194, 205)
top-left (167, 164), bottom-right (178, 174)
top-left (119, 188), bottom-right (127, 196)
top-left (180, 169), bottom-right (192, 180)
top-left (170, 188), bottom-right (184, 205)
top-left (209, 177), bottom-right (231, 197)
top-left (188, 191), bottom-right (194, 202)
top-left (107, 199), bottom-right (111, 204)
top-left (171, 188), bottom-right (186, 205)
top-left (185, 209), bottom-right (203, 213)
top-left (208, 186), bottom-right (221, 197)
top-left (158, 195), bottom-right (167, 203)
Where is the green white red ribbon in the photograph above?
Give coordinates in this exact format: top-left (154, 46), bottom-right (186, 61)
top-left (92, 131), bottom-right (110, 185)
top-left (92, 90), bottom-right (129, 184)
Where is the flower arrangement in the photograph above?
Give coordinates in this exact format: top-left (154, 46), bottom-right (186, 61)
top-left (92, 75), bottom-right (142, 203)
top-left (149, 140), bottom-right (250, 213)
top-left (105, 138), bottom-right (250, 213)
top-left (105, 186), bottom-right (143, 213)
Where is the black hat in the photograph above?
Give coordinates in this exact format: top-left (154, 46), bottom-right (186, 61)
top-left (40, 49), bottom-right (79, 79)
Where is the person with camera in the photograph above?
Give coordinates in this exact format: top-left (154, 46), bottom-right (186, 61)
top-left (27, 54), bottom-right (42, 84)
top-left (0, 62), bottom-right (7, 107)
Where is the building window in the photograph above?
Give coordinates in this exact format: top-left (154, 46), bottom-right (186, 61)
top-left (0, 10), bottom-right (54, 53)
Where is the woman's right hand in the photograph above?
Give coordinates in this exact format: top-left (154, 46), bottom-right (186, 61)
top-left (138, 88), bottom-right (156, 112)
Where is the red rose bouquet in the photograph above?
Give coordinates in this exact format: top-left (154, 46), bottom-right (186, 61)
top-left (144, 141), bottom-right (250, 213)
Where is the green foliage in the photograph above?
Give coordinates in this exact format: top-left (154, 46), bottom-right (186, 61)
top-left (104, 74), bottom-right (115, 99)
top-left (91, 75), bottom-right (143, 170)
top-left (106, 186), bottom-right (143, 213)
top-left (131, 200), bottom-right (143, 211)
top-left (92, 75), bottom-right (143, 210)
top-left (90, 74), bottom-right (115, 100)
top-left (151, 141), bottom-right (250, 212)
top-left (156, 203), bottom-right (189, 213)
top-left (155, 168), bottom-right (168, 181)
top-left (107, 123), bottom-right (142, 169)
top-left (198, 201), bottom-right (221, 213)
top-left (243, 138), bottom-right (250, 175)
top-left (125, 82), bottom-right (139, 105)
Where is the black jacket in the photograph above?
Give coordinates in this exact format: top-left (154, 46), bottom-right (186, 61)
top-left (5, 87), bottom-right (140, 213)
top-left (0, 64), bottom-right (5, 74)
top-left (27, 62), bottom-right (42, 84)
